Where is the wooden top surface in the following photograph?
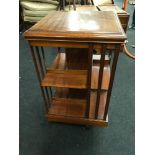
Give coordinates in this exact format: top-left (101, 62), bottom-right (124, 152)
top-left (24, 11), bottom-right (126, 42)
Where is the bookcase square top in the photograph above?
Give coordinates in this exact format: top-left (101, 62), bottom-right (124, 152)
top-left (24, 11), bottom-right (126, 42)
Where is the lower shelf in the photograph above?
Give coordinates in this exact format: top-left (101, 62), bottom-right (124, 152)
top-left (48, 98), bottom-right (86, 118)
top-left (47, 88), bottom-right (108, 126)
top-left (47, 114), bottom-right (108, 127)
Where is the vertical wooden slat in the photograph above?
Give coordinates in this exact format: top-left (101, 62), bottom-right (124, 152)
top-left (45, 87), bottom-right (50, 103)
top-left (41, 46), bottom-right (53, 99)
top-left (47, 86), bottom-right (52, 99)
top-left (41, 46), bottom-right (47, 73)
top-left (36, 46), bottom-right (51, 104)
top-left (35, 46), bottom-right (44, 79)
top-left (103, 45), bottom-right (120, 120)
top-left (95, 45), bottom-right (106, 119)
top-left (48, 86), bottom-right (52, 99)
top-left (41, 46), bottom-right (53, 100)
top-left (49, 87), bottom-right (53, 98)
top-left (85, 44), bottom-right (93, 118)
top-left (29, 45), bottom-right (48, 112)
top-left (109, 50), bottom-right (112, 64)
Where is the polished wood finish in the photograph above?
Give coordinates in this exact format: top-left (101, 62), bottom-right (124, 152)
top-left (86, 44), bottom-right (93, 117)
top-left (48, 98), bottom-right (86, 118)
top-left (95, 45), bottom-right (106, 118)
top-left (41, 53), bottom-right (110, 90)
top-left (48, 88), bottom-right (107, 120)
top-left (25, 11), bottom-right (127, 127)
top-left (104, 46), bottom-right (120, 119)
top-left (48, 53), bottom-right (66, 70)
top-left (24, 11), bottom-right (126, 42)
top-left (47, 114), bottom-right (108, 126)
top-left (97, 5), bottom-right (129, 32)
top-left (90, 91), bottom-right (107, 119)
top-left (65, 48), bottom-right (89, 70)
top-left (41, 65), bottom-right (110, 90)
top-left (29, 40), bottom-right (123, 50)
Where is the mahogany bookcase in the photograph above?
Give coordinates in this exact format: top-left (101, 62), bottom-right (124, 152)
top-left (24, 11), bottom-right (127, 127)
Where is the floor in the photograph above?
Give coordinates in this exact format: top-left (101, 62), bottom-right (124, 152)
top-left (19, 2), bottom-right (135, 155)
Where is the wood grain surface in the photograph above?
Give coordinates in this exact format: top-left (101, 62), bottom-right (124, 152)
top-left (24, 11), bottom-right (126, 42)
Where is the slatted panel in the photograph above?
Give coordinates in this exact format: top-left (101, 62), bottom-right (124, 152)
top-left (29, 46), bottom-right (49, 112)
top-left (104, 45), bottom-right (120, 120)
top-left (95, 45), bottom-right (106, 118)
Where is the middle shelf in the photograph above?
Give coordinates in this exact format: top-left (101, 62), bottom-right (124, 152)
top-left (41, 53), bottom-right (110, 90)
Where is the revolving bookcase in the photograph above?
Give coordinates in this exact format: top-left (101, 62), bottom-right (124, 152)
top-left (24, 11), bottom-right (127, 127)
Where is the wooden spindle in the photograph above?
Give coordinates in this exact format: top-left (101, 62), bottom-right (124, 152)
top-left (95, 45), bottom-right (106, 119)
top-left (49, 87), bottom-right (53, 97)
top-left (85, 44), bottom-right (93, 118)
top-left (45, 87), bottom-right (50, 103)
top-left (47, 85), bottom-right (53, 100)
top-left (29, 45), bottom-right (48, 112)
top-left (35, 47), bottom-right (44, 79)
top-left (41, 46), bottom-right (47, 73)
top-left (103, 45), bottom-right (120, 120)
top-left (41, 47), bottom-right (53, 99)
top-left (36, 47), bottom-right (52, 105)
